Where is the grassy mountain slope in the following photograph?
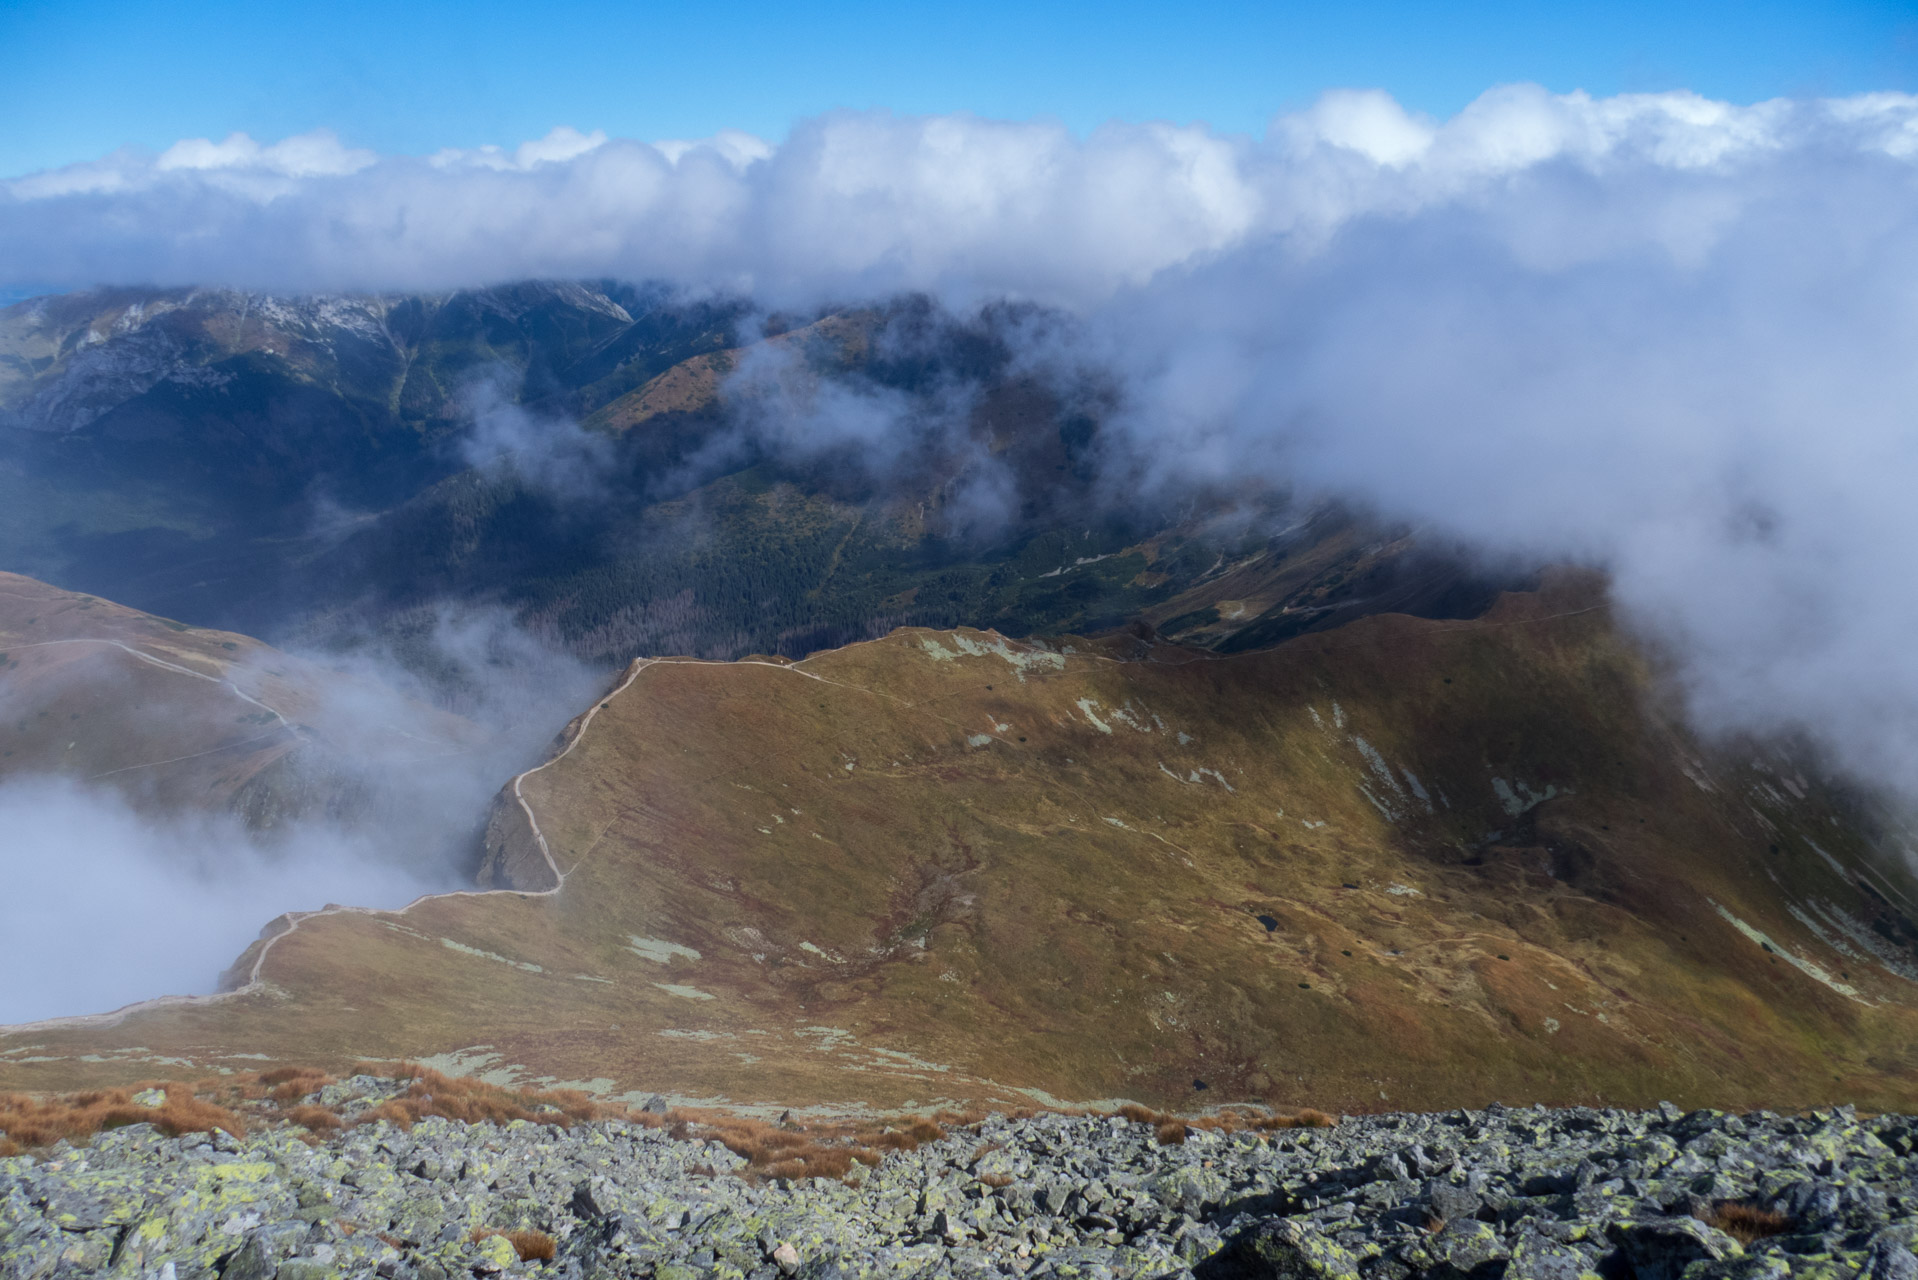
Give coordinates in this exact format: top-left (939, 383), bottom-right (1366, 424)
top-left (0, 571), bottom-right (476, 830)
top-left (8, 575), bottom-right (1916, 1115)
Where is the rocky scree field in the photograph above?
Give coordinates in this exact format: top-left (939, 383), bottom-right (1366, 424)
top-left (1, 1068), bottom-right (1914, 1280)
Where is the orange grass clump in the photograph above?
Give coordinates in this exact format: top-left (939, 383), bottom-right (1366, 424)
top-left (283, 1104), bottom-right (343, 1133)
top-left (259, 1066), bottom-right (336, 1104)
top-left (1705, 1202), bottom-right (1792, 1246)
top-left (1107, 1102), bottom-right (1336, 1146)
top-left (349, 1064), bottom-right (603, 1131)
top-left (659, 1107), bottom-right (956, 1182)
top-left (471, 1228), bottom-right (558, 1262)
top-left (0, 1064), bottom-right (1333, 1178)
top-left (0, 1081), bottom-right (246, 1152)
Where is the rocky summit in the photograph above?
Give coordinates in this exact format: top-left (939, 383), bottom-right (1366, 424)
top-left (4, 1094), bottom-right (1916, 1280)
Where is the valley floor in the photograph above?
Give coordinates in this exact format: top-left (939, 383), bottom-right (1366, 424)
top-left (3, 1081), bottom-right (1914, 1280)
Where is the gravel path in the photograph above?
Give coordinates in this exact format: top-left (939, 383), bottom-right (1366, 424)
top-left (4, 1091), bottom-right (1914, 1280)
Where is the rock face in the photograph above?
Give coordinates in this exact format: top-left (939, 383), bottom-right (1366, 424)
top-left (3, 1100), bottom-right (1914, 1280)
top-left (477, 785), bottom-right (561, 893)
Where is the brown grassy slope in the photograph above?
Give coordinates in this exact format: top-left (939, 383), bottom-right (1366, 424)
top-left (0, 571), bottom-right (477, 822)
top-left (583, 314), bottom-right (871, 435)
top-left (5, 575), bottom-right (1917, 1113)
top-left (1136, 517), bottom-right (1513, 649)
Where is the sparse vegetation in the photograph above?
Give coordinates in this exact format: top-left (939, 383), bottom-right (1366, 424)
top-left (282, 1104), bottom-right (342, 1133)
top-left (347, 1063), bottom-right (602, 1130)
top-left (655, 1108), bottom-right (947, 1182)
top-left (470, 1228), bottom-right (558, 1262)
top-left (0, 1066), bottom-right (1337, 1184)
top-left (0, 1081), bottom-right (245, 1155)
top-left (1704, 1201), bottom-right (1793, 1245)
top-left (0, 1066), bottom-right (609, 1156)
top-left (1106, 1101), bottom-right (1335, 1146)
top-left (260, 1065), bottom-right (335, 1103)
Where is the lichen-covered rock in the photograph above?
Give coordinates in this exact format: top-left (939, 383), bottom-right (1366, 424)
top-left (0, 1092), bottom-right (1914, 1279)
top-left (1236, 1216), bottom-right (1363, 1278)
top-left (1505, 1223), bottom-right (1600, 1280)
top-left (1607, 1216), bottom-right (1740, 1280)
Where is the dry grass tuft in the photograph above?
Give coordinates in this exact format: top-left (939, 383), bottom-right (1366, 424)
top-left (349, 1064), bottom-right (603, 1131)
top-left (657, 1107), bottom-right (960, 1182)
top-left (470, 1228), bottom-right (558, 1262)
top-left (1106, 1101), bottom-right (1335, 1147)
top-left (934, 1108), bottom-right (990, 1129)
top-left (283, 1104), bottom-right (342, 1133)
top-left (1704, 1202), bottom-right (1792, 1246)
top-left (760, 1148), bottom-right (857, 1182)
top-left (0, 1081), bottom-right (246, 1150)
top-left (0, 1062), bottom-right (1332, 1181)
top-left (259, 1066), bottom-right (335, 1104)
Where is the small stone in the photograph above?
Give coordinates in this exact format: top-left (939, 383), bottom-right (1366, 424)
top-left (773, 1242), bottom-right (801, 1274)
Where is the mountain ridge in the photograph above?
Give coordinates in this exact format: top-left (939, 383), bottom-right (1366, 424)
top-left (0, 284), bottom-right (1523, 669)
top-left (7, 573), bottom-right (1917, 1117)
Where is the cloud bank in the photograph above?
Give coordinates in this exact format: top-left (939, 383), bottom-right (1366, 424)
top-left (6, 86), bottom-right (1907, 303)
top-left (0, 602), bottom-right (601, 1025)
top-left (0, 774), bottom-right (437, 1025)
top-left (11, 84), bottom-right (1918, 806)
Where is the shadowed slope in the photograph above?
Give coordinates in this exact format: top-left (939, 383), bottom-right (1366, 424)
top-left (6, 577), bottom-right (1917, 1114)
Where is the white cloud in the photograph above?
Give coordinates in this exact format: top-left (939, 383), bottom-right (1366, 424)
top-left (430, 125), bottom-right (612, 171)
top-left (0, 773), bottom-right (435, 1024)
top-left (5, 87), bottom-right (1909, 302)
top-left (652, 128), bottom-right (774, 170)
top-left (1290, 89), bottom-right (1436, 167)
top-left (155, 129), bottom-right (377, 176)
top-left (10, 84), bottom-right (1918, 813)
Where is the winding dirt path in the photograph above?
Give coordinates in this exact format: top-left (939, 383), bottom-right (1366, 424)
top-left (4, 637), bottom-right (294, 729)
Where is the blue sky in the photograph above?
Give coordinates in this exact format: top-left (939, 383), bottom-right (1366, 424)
top-left (3, 0), bottom-right (1915, 178)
